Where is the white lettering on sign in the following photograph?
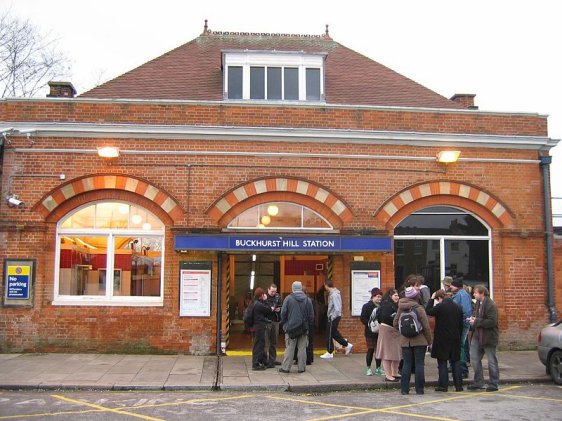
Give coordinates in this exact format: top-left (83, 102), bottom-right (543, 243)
top-left (303, 240), bottom-right (335, 248)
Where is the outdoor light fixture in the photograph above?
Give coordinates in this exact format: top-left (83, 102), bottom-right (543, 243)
top-left (6, 194), bottom-right (25, 208)
top-left (97, 146), bottom-right (120, 158)
top-left (436, 150), bottom-right (461, 164)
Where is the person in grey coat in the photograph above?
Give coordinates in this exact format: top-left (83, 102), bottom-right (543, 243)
top-left (279, 281), bottom-right (314, 374)
top-left (426, 289), bottom-right (464, 392)
top-left (320, 279), bottom-right (353, 359)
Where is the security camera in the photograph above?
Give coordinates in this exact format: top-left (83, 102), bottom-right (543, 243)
top-left (6, 195), bottom-right (25, 207)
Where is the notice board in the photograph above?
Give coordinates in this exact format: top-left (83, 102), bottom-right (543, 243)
top-left (350, 261), bottom-right (381, 316)
top-left (179, 261), bottom-right (212, 317)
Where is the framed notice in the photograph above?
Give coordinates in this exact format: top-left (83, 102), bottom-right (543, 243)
top-left (350, 261), bottom-right (381, 316)
top-left (179, 261), bottom-right (211, 317)
top-left (3, 258), bottom-right (36, 307)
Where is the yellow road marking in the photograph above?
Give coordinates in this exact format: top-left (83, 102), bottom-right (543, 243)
top-left (0, 394), bottom-right (257, 420)
top-left (271, 386), bottom-right (523, 421)
top-left (496, 392), bottom-right (562, 403)
top-left (52, 394), bottom-right (164, 421)
top-left (0, 408), bottom-right (105, 420)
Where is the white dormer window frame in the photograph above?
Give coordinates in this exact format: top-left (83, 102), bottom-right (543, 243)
top-left (223, 50), bottom-right (325, 102)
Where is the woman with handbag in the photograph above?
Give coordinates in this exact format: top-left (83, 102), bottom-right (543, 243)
top-left (360, 287), bottom-right (384, 376)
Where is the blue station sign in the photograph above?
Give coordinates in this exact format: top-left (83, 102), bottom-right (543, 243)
top-left (174, 234), bottom-right (392, 252)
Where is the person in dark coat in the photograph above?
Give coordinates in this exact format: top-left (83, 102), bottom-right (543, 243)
top-left (426, 289), bottom-right (464, 392)
top-left (360, 287), bottom-right (383, 376)
top-left (468, 284), bottom-right (500, 392)
top-left (250, 287), bottom-right (274, 371)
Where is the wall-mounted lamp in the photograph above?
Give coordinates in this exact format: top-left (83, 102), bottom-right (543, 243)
top-left (436, 150), bottom-right (461, 164)
top-left (1, 127), bottom-right (14, 145)
top-left (6, 194), bottom-right (25, 208)
top-left (97, 146), bottom-right (120, 158)
top-left (18, 129), bottom-right (36, 144)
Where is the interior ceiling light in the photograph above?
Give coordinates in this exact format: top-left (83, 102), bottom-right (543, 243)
top-left (97, 146), bottom-right (120, 158)
top-left (261, 215), bottom-right (271, 225)
top-left (142, 222), bottom-right (152, 230)
top-left (131, 214), bottom-right (142, 224)
top-left (267, 204), bottom-right (279, 216)
top-left (436, 150), bottom-right (461, 164)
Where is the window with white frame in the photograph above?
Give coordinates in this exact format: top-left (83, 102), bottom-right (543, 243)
top-left (223, 51), bottom-right (325, 101)
top-left (54, 201), bottom-right (165, 306)
top-left (394, 206), bottom-right (491, 295)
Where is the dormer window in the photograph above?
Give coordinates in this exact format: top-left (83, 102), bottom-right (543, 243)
top-left (223, 51), bottom-right (325, 102)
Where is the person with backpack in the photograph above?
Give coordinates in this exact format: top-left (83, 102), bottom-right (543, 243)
top-left (248, 287), bottom-right (275, 371)
top-left (279, 281), bottom-right (314, 374)
top-left (393, 286), bottom-right (433, 395)
top-left (360, 287), bottom-right (383, 376)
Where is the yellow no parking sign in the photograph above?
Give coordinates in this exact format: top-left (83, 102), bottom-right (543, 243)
top-left (3, 258), bottom-right (35, 307)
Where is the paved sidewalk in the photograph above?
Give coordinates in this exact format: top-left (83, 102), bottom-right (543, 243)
top-left (0, 350), bottom-right (550, 392)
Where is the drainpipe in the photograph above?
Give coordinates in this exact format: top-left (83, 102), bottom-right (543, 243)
top-left (216, 252), bottom-right (223, 355)
top-left (540, 155), bottom-right (558, 322)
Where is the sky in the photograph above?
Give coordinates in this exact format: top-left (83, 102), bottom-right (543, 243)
top-left (3, 0), bottom-right (561, 212)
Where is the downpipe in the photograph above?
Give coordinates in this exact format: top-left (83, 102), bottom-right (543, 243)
top-left (540, 156), bottom-right (558, 322)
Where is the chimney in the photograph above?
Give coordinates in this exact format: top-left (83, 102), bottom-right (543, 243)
top-left (47, 81), bottom-right (77, 98)
top-left (450, 93), bottom-right (477, 109)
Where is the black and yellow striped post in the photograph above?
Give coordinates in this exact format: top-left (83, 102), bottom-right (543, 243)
top-left (224, 255), bottom-right (231, 349)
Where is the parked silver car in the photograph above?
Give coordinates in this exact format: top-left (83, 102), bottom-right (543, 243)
top-left (538, 319), bottom-right (562, 384)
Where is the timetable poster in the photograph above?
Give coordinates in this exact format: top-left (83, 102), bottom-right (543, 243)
top-left (351, 270), bottom-right (381, 316)
top-left (179, 268), bottom-right (211, 317)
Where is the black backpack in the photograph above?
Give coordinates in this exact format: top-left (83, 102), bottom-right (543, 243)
top-left (398, 304), bottom-right (423, 338)
top-left (243, 302), bottom-right (255, 329)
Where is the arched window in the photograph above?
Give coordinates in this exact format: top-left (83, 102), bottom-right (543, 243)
top-left (394, 206), bottom-right (491, 294)
top-left (54, 201), bottom-right (165, 306)
top-left (227, 202), bottom-right (333, 230)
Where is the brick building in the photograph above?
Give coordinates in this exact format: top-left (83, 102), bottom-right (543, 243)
top-left (1, 25), bottom-right (559, 354)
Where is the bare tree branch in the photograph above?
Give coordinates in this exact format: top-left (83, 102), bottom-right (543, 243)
top-left (0, 11), bottom-right (70, 98)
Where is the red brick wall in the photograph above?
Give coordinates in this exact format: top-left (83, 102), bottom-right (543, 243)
top-left (0, 99), bottom-right (548, 136)
top-left (0, 99), bottom-right (553, 353)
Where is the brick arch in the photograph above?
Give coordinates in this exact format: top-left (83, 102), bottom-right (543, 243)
top-left (374, 181), bottom-right (514, 230)
top-left (207, 177), bottom-right (353, 228)
top-left (33, 174), bottom-right (184, 223)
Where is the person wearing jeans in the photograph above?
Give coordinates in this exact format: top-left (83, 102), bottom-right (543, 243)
top-left (449, 278), bottom-right (473, 378)
top-left (468, 285), bottom-right (500, 392)
top-left (401, 345), bottom-right (427, 394)
top-left (394, 287), bottom-right (433, 395)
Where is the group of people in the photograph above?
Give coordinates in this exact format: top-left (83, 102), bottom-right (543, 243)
top-left (248, 278), bottom-right (352, 373)
top-left (246, 274), bottom-right (500, 395)
top-left (359, 275), bottom-right (500, 395)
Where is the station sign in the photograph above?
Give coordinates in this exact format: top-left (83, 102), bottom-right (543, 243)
top-left (175, 234), bottom-right (392, 252)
